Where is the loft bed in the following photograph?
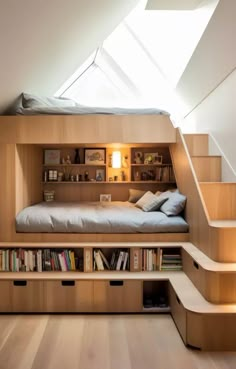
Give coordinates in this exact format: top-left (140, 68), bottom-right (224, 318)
top-left (0, 93), bottom-right (189, 243)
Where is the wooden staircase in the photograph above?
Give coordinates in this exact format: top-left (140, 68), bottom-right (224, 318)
top-left (167, 130), bottom-right (236, 350)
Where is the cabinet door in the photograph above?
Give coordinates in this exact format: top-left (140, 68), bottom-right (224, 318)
top-left (0, 281), bottom-right (11, 312)
top-left (93, 280), bottom-right (142, 312)
top-left (44, 280), bottom-right (93, 312)
top-left (12, 280), bottom-right (44, 313)
top-left (169, 283), bottom-right (187, 343)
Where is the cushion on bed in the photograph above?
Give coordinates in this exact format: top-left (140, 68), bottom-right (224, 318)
top-left (128, 189), bottom-right (146, 203)
top-left (159, 191), bottom-right (187, 216)
top-left (135, 191), bottom-right (168, 212)
top-left (22, 93), bottom-right (77, 108)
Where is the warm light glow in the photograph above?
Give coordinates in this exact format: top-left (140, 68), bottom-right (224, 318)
top-left (112, 151), bottom-right (121, 168)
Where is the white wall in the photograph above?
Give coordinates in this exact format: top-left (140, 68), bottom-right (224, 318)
top-left (0, 0), bottom-right (139, 113)
top-left (176, 0), bottom-right (236, 176)
top-left (180, 69), bottom-right (236, 178)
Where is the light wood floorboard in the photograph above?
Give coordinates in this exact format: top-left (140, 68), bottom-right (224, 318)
top-left (0, 315), bottom-right (236, 369)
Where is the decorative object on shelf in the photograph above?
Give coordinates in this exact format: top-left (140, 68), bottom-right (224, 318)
top-left (112, 151), bottom-right (121, 168)
top-left (44, 190), bottom-right (55, 202)
top-left (134, 151), bottom-right (143, 164)
top-left (100, 194), bottom-right (111, 202)
top-left (74, 148), bottom-right (80, 164)
top-left (114, 175), bottom-right (118, 181)
top-left (84, 171), bottom-right (89, 181)
top-left (66, 155), bottom-right (71, 164)
top-left (120, 171), bottom-right (126, 181)
top-left (96, 169), bottom-right (104, 181)
top-left (134, 170), bottom-right (141, 181)
top-left (48, 169), bottom-right (58, 181)
top-left (85, 148), bottom-right (106, 164)
top-left (58, 171), bottom-right (64, 181)
top-left (122, 155), bottom-right (129, 168)
top-left (144, 152), bottom-right (160, 164)
top-left (44, 149), bottom-right (60, 165)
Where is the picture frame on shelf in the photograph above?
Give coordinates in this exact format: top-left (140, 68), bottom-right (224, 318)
top-left (44, 149), bottom-right (60, 165)
top-left (134, 151), bottom-right (143, 164)
top-left (100, 194), bottom-right (111, 202)
top-left (144, 153), bottom-right (162, 165)
top-left (84, 148), bottom-right (106, 164)
top-left (96, 169), bottom-right (105, 181)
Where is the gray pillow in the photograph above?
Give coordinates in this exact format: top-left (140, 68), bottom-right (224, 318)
top-left (128, 189), bottom-right (146, 203)
top-left (135, 191), bottom-right (168, 212)
top-left (22, 93), bottom-right (77, 108)
top-left (160, 192), bottom-right (186, 216)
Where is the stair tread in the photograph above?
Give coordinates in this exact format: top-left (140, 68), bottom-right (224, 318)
top-left (209, 220), bottom-right (236, 228)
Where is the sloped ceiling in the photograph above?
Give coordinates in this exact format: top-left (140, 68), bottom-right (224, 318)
top-left (0, 0), bottom-right (139, 113)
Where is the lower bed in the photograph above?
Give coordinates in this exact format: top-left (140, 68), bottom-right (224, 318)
top-left (15, 201), bottom-right (189, 234)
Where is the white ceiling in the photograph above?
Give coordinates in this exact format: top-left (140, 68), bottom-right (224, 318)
top-left (0, 0), bottom-right (138, 113)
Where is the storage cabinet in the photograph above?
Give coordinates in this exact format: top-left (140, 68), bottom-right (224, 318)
top-left (93, 280), bottom-right (142, 312)
top-left (0, 281), bottom-right (11, 312)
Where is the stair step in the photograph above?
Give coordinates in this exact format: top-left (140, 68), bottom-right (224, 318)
top-left (192, 156), bottom-right (221, 182)
top-left (199, 182), bottom-right (236, 220)
top-left (184, 133), bottom-right (209, 156)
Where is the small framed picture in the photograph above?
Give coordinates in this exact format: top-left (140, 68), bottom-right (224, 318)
top-left (96, 169), bottom-right (105, 181)
top-left (144, 152), bottom-right (161, 164)
top-left (153, 155), bottom-right (162, 164)
top-left (44, 149), bottom-right (60, 165)
top-left (100, 194), bottom-right (111, 202)
top-left (134, 151), bottom-right (143, 164)
top-left (84, 148), bottom-right (106, 164)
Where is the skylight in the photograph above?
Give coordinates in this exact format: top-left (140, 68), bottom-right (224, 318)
top-left (56, 0), bottom-right (218, 115)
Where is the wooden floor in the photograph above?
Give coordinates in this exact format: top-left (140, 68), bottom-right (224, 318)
top-left (0, 314), bottom-right (236, 369)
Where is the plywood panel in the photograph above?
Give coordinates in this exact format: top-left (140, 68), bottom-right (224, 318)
top-left (15, 145), bottom-right (43, 214)
top-left (0, 115), bottom-right (176, 144)
top-left (192, 156), bottom-right (221, 182)
top-left (200, 183), bottom-right (236, 219)
top-left (184, 134), bottom-right (209, 156)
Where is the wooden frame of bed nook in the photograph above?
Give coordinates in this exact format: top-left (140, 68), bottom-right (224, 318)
top-left (0, 114), bottom-right (188, 243)
top-left (2, 113), bottom-right (236, 351)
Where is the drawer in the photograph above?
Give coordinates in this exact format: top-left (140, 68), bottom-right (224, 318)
top-left (12, 280), bottom-right (44, 312)
top-left (0, 281), bottom-right (11, 312)
top-left (93, 280), bottom-right (142, 312)
top-left (44, 280), bottom-right (93, 312)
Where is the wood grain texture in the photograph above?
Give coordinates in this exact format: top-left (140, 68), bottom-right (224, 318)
top-left (1, 314), bottom-right (236, 367)
top-left (191, 156), bottom-right (221, 182)
top-left (200, 183), bottom-right (236, 219)
top-left (0, 115), bottom-right (176, 144)
top-left (184, 133), bottom-right (209, 156)
top-left (170, 129), bottom-right (236, 262)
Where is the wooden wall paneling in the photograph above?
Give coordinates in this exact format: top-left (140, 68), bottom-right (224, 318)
top-left (11, 280), bottom-right (44, 312)
top-left (0, 281), bottom-right (12, 312)
top-left (200, 183), bottom-right (236, 219)
top-left (183, 134), bottom-right (209, 156)
top-left (191, 157), bottom-right (221, 182)
top-left (15, 144), bottom-right (43, 214)
top-left (0, 115), bottom-right (176, 144)
top-left (43, 280), bottom-right (93, 312)
top-left (0, 144), bottom-right (16, 241)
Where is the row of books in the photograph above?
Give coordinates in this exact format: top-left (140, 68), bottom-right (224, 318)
top-left (142, 249), bottom-right (182, 271)
top-left (0, 249), bottom-right (79, 272)
top-left (155, 166), bottom-right (175, 182)
top-left (93, 249), bottom-right (129, 271)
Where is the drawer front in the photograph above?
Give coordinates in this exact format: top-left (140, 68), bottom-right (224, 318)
top-left (0, 281), bottom-right (11, 312)
top-left (93, 280), bottom-right (142, 312)
top-left (44, 280), bottom-right (93, 312)
top-left (12, 280), bottom-right (44, 312)
top-left (169, 284), bottom-right (187, 343)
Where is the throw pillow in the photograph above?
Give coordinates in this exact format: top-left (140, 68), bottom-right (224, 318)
top-left (128, 189), bottom-right (146, 203)
top-left (135, 191), bottom-right (168, 212)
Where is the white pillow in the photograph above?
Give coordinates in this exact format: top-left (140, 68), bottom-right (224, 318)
top-left (22, 93), bottom-right (77, 108)
top-left (135, 191), bottom-right (168, 212)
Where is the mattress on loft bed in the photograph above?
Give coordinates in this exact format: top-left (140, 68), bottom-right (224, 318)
top-left (15, 201), bottom-right (189, 233)
top-left (9, 93), bottom-right (169, 115)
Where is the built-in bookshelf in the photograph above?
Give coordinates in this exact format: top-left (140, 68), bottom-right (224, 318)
top-left (0, 245), bottom-right (182, 274)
